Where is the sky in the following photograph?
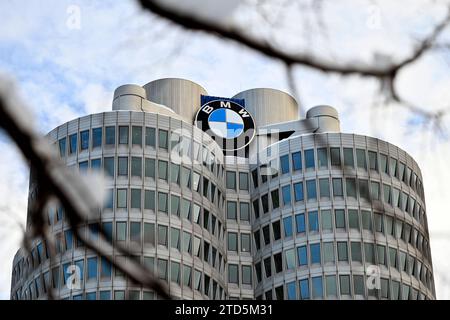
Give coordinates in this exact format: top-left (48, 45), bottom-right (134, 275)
top-left (1, 0), bottom-right (450, 299)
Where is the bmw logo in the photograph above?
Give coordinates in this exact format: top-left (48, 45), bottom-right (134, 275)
top-left (195, 99), bottom-right (256, 151)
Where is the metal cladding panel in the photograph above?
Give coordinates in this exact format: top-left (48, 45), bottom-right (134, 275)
top-left (232, 88), bottom-right (299, 128)
top-left (158, 114), bottom-right (170, 129)
top-left (314, 133), bottom-right (329, 147)
top-left (170, 117), bottom-right (182, 131)
top-left (389, 143), bottom-right (398, 156)
top-left (366, 136), bottom-right (378, 150)
top-left (378, 140), bottom-right (389, 154)
top-left (289, 136), bottom-right (302, 152)
top-left (68, 119), bottom-right (78, 134)
top-left (104, 111), bottom-right (117, 125)
top-left (301, 134), bottom-right (315, 149)
top-left (79, 115), bottom-right (91, 131)
top-left (340, 133), bottom-right (354, 146)
top-left (326, 133), bottom-right (340, 145)
top-left (91, 113), bottom-right (103, 127)
top-left (57, 123), bottom-right (67, 138)
top-left (117, 111), bottom-right (131, 124)
top-left (130, 111), bottom-right (144, 124)
top-left (143, 78), bottom-right (208, 123)
top-left (354, 134), bottom-right (366, 147)
top-left (144, 112), bottom-right (157, 127)
top-left (47, 128), bottom-right (57, 142)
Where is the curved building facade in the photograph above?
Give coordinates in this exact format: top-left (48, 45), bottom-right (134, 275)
top-left (10, 78), bottom-right (435, 300)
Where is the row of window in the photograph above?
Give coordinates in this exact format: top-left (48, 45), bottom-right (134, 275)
top-left (15, 256), bottom-right (227, 300)
top-left (255, 275), bottom-right (428, 300)
top-left (57, 125), bottom-right (226, 181)
top-left (251, 177), bottom-right (427, 228)
top-left (252, 147), bottom-right (424, 201)
top-left (253, 209), bottom-right (431, 262)
top-left (253, 240), bottom-right (433, 290)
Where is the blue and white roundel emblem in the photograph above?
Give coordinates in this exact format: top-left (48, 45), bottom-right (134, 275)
top-left (195, 99), bottom-right (255, 152)
top-left (208, 108), bottom-right (244, 139)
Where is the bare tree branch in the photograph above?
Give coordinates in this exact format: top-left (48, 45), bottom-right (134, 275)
top-left (0, 78), bottom-right (171, 300)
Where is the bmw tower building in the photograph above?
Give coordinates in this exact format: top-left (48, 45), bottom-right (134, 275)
top-left (10, 78), bottom-right (435, 300)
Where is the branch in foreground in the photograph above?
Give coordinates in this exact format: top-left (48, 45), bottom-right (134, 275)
top-left (0, 78), bottom-right (171, 300)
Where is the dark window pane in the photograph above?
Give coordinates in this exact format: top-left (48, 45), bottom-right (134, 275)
top-left (69, 133), bottom-right (77, 154)
top-left (317, 148), bottom-right (328, 168)
top-left (132, 126), bottom-right (142, 146)
top-left (159, 129), bottom-right (168, 149)
top-left (119, 126), bottom-right (129, 145)
top-left (131, 157), bottom-right (142, 177)
top-left (304, 149), bottom-right (314, 169)
top-left (330, 147), bottom-right (341, 166)
top-left (145, 158), bottom-right (155, 178)
top-left (280, 154), bottom-right (290, 174)
top-left (239, 172), bottom-right (248, 190)
top-left (145, 127), bottom-right (156, 147)
top-left (356, 149), bottom-right (367, 169)
top-left (92, 128), bottom-right (102, 148)
top-left (59, 138), bottom-right (66, 157)
top-left (118, 157), bottom-right (128, 176)
top-left (343, 148), bottom-right (354, 167)
top-left (80, 130), bottom-right (89, 151)
top-left (292, 152), bottom-right (302, 171)
top-left (294, 182), bottom-right (304, 202)
top-left (306, 180), bottom-right (317, 200)
top-left (105, 126), bottom-right (115, 145)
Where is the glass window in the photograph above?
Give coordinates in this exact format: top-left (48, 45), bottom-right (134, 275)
top-left (158, 129), bottom-right (168, 149)
top-left (383, 184), bottom-right (392, 204)
top-left (270, 189), bottom-right (280, 210)
top-left (380, 154), bottom-right (388, 174)
top-left (132, 126), bottom-right (142, 146)
top-left (304, 149), bottom-right (314, 169)
top-left (118, 157), bottom-right (128, 176)
top-left (239, 172), bottom-right (249, 190)
top-left (306, 179), bottom-right (317, 200)
top-left (242, 265), bottom-right (252, 285)
top-left (103, 157), bottom-right (115, 177)
top-left (228, 264), bottom-right (238, 284)
top-left (117, 189), bottom-right (127, 208)
top-left (356, 149), bottom-right (367, 169)
top-left (240, 202), bottom-right (250, 221)
top-left (144, 190), bottom-right (155, 210)
top-left (180, 198), bottom-right (191, 220)
top-left (368, 151), bottom-right (377, 171)
top-left (390, 158), bottom-right (398, 178)
top-left (119, 126), bottom-right (128, 145)
top-left (58, 137), bottom-right (66, 157)
top-left (227, 201), bottom-right (237, 220)
top-left (181, 166), bottom-right (191, 188)
top-left (170, 195), bottom-right (180, 216)
top-left (80, 130), bottom-right (89, 151)
top-left (292, 152), bottom-right (302, 171)
top-left (158, 192), bottom-right (168, 213)
top-left (370, 181), bottom-right (380, 200)
top-left (364, 243), bottom-right (375, 264)
top-left (339, 275), bottom-right (351, 296)
top-left (310, 243), bottom-right (321, 264)
top-left (262, 225), bottom-right (270, 245)
top-left (296, 213), bottom-right (306, 233)
top-left (182, 231), bottom-right (191, 253)
top-left (321, 210), bottom-right (333, 231)
top-left (312, 276), bottom-right (323, 298)
top-left (79, 161), bottom-right (88, 173)
top-left (351, 242), bottom-right (362, 262)
top-left (317, 148), bottom-right (328, 168)
top-left (87, 257), bottom-right (97, 280)
top-left (158, 160), bottom-right (168, 181)
top-left (116, 222), bottom-right (127, 242)
top-left (158, 225), bottom-right (168, 246)
top-left (323, 242), bottom-right (335, 263)
top-left (287, 281), bottom-right (296, 299)
top-left (331, 147), bottom-right (341, 166)
top-left (105, 126), bottom-right (115, 145)
top-left (283, 216), bottom-right (293, 237)
top-left (359, 179), bottom-right (370, 200)
top-left (91, 158), bottom-right (101, 171)
top-left (282, 185), bottom-right (291, 206)
top-left (144, 158), bottom-right (155, 178)
top-left (158, 259), bottom-right (168, 280)
top-left (348, 209), bottom-right (359, 230)
top-left (226, 171), bottom-right (236, 189)
top-left (263, 257), bottom-right (272, 278)
top-left (385, 215), bottom-right (394, 236)
top-left (389, 247), bottom-right (398, 269)
top-left (145, 127), bottom-right (156, 147)
top-left (194, 269), bottom-right (202, 291)
top-left (299, 279), bottom-right (310, 300)
top-left (346, 178), bottom-right (357, 198)
top-left (69, 133), bottom-right (77, 154)
top-left (251, 169), bottom-right (259, 188)
top-left (332, 178), bottom-right (343, 197)
top-left (298, 245), bottom-right (307, 266)
top-left (319, 178), bottom-right (330, 198)
top-left (280, 154), bottom-right (290, 174)
top-left (92, 127), bottom-right (102, 148)
top-left (272, 220), bottom-right (281, 241)
top-left (131, 157), bottom-right (142, 177)
top-left (241, 233), bottom-right (251, 252)
top-left (326, 275), bottom-right (337, 297)
top-left (293, 182), bottom-right (304, 202)
top-left (337, 242), bottom-right (348, 261)
top-left (343, 148), bottom-right (354, 167)
top-left (170, 227), bottom-right (180, 250)
top-left (261, 194), bottom-right (269, 213)
top-left (308, 211), bottom-right (319, 232)
top-left (193, 204), bottom-right (201, 225)
top-left (101, 257), bottom-right (112, 279)
top-left (362, 210), bottom-right (372, 231)
top-left (285, 248), bottom-right (296, 269)
top-left (335, 209), bottom-right (346, 229)
top-left (131, 189), bottom-right (141, 209)
top-left (227, 232), bottom-right (237, 251)
top-left (65, 230), bottom-right (73, 250)
top-left (254, 230), bottom-right (260, 251)
top-left (377, 245), bottom-right (386, 266)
